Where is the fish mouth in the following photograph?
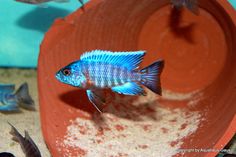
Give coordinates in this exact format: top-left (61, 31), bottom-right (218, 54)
top-left (55, 72), bottom-right (61, 80)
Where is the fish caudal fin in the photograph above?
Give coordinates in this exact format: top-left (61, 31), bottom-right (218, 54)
top-left (15, 83), bottom-right (35, 110)
top-left (140, 60), bottom-right (164, 95)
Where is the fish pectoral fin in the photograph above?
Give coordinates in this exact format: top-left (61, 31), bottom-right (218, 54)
top-left (111, 82), bottom-right (145, 96)
top-left (86, 90), bottom-right (105, 113)
top-left (0, 84), bottom-right (15, 93)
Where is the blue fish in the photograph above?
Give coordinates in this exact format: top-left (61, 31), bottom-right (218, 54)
top-left (8, 123), bottom-right (41, 157)
top-left (15, 0), bottom-right (70, 4)
top-left (56, 50), bottom-right (164, 113)
top-left (171, 0), bottom-right (199, 15)
top-left (0, 83), bottom-right (34, 112)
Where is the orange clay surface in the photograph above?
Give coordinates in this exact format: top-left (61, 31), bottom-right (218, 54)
top-left (38, 0), bottom-right (236, 156)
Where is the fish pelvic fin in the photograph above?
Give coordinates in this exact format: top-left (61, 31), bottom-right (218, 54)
top-left (111, 82), bottom-right (146, 96)
top-left (140, 59), bottom-right (164, 95)
top-left (86, 90), bottom-right (105, 113)
top-left (15, 83), bottom-right (35, 110)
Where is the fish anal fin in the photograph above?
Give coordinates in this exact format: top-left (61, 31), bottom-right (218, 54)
top-left (111, 82), bottom-right (145, 95)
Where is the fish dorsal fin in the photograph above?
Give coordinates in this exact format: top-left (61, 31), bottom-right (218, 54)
top-left (25, 131), bottom-right (38, 147)
top-left (80, 50), bottom-right (146, 70)
top-left (0, 84), bottom-right (15, 93)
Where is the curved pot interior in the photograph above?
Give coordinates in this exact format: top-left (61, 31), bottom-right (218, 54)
top-left (38, 0), bottom-right (236, 156)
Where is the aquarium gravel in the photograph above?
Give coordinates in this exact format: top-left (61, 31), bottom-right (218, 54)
top-left (0, 68), bottom-right (50, 157)
top-left (56, 90), bottom-right (202, 157)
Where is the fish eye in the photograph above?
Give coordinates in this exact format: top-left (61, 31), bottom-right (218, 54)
top-left (62, 69), bottom-right (71, 76)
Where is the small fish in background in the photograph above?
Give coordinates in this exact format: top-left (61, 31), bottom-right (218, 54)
top-left (15, 0), bottom-right (85, 10)
top-left (217, 153), bottom-right (236, 157)
top-left (223, 154), bottom-right (236, 157)
top-left (0, 152), bottom-right (15, 157)
top-left (171, 0), bottom-right (199, 15)
top-left (56, 50), bottom-right (164, 113)
top-left (15, 0), bottom-right (69, 4)
top-left (8, 123), bottom-right (42, 157)
top-left (0, 83), bottom-right (35, 112)
top-left (78, 0), bottom-right (85, 11)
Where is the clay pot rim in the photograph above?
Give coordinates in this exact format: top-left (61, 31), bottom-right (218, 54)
top-left (204, 1), bottom-right (236, 156)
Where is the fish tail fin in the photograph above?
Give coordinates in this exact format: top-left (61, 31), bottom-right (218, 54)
top-left (8, 122), bottom-right (23, 143)
top-left (15, 83), bottom-right (35, 110)
top-left (140, 59), bottom-right (164, 95)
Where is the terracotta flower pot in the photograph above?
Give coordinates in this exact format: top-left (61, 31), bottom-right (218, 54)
top-left (38, 0), bottom-right (236, 156)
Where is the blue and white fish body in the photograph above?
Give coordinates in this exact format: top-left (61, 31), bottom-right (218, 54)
top-left (0, 83), bottom-right (34, 112)
top-left (56, 50), bottom-right (164, 113)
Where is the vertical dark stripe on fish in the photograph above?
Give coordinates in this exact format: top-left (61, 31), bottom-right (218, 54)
top-left (116, 66), bottom-right (123, 85)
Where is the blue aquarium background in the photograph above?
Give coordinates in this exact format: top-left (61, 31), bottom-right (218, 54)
top-left (0, 0), bottom-right (88, 68)
top-left (0, 0), bottom-right (234, 68)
